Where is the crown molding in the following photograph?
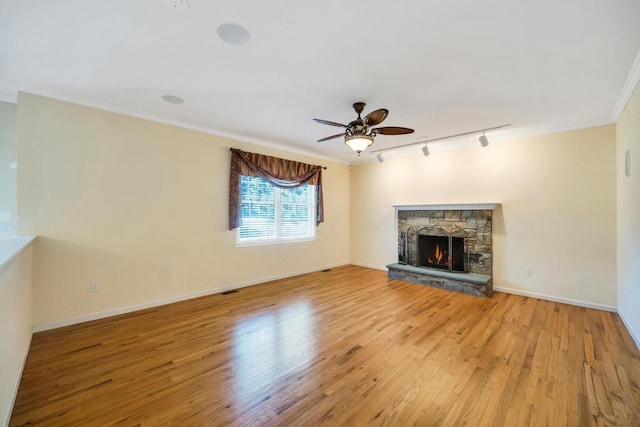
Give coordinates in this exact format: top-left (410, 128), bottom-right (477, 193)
top-left (12, 85), bottom-right (349, 166)
top-left (0, 92), bottom-right (17, 104)
top-left (0, 81), bottom-right (18, 103)
top-left (611, 48), bottom-right (640, 121)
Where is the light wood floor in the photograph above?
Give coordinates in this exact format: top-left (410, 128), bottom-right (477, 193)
top-left (10, 265), bottom-right (640, 426)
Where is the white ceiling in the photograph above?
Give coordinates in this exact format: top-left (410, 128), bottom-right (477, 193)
top-left (2, 0), bottom-right (640, 164)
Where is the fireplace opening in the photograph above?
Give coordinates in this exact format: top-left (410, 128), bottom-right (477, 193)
top-left (419, 235), bottom-right (449, 270)
top-left (417, 230), bottom-right (467, 273)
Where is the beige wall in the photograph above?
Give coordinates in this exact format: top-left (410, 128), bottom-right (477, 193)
top-left (0, 101), bottom-right (17, 240)
top-left (17, 93), bottom-right (350, 328)
top-left (617, 81), bottom-right (640, 347)
top-left (350, 126), bottom-right (617, 308)
top-left (12, 90), bottom-right (624, 328)
top-left (0, 239), bottom-right (33, 426)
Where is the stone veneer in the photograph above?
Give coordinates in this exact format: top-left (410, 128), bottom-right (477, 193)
top-left (398, 209), bottom-right (493, 276)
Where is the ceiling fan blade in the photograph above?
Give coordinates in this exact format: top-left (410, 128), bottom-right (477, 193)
top-left (363, 109), bottom-right (389, 126)
top-left (317, 132), bottom-right (346, 142)
top-left (313, 118), bottom-right (348, 128)
top-left (372, 126), bottom-right (415, 135)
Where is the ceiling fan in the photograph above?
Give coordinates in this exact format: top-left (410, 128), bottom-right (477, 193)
top-left (313, 102), bottom-right (414, 155)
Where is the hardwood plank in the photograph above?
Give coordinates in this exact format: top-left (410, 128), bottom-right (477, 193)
top-left (10, 265), bottom-right (640, 426)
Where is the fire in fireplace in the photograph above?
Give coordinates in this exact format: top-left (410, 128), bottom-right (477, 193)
top-left (417, 228), bottom-right (467, 273)
top-left (420, 235), bottom-right (448, 270)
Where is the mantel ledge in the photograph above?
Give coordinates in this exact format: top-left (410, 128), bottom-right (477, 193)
top-left (392, 203), bottom-right (500, 211)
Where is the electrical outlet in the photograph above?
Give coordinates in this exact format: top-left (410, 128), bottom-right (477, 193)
top-left (525, 268), bottom-right (533, 277)
top-left (90, 281), bottom-right (100, 292)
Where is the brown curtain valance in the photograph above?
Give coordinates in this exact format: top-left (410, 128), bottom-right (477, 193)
top-left (229, 148), bottom-right (324, 230)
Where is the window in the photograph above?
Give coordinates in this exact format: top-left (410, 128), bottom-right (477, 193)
top-left (237, 175), bottom-right (316, 245)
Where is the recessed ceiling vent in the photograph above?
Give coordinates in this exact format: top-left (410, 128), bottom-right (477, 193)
top-left (217, 23), bottom-right (251, 45)
top-left (161, 95), bottom-right (184, 104)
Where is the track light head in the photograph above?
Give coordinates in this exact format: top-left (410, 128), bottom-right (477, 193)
top-left (422, 143), bottom-right (430, 157)
top-left (479, 133), bottom-right (489, 147)
top-left (376, 152), bottom-right (384, 163)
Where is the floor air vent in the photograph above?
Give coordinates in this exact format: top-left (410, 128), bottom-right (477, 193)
top-left (221, 289), bottom-right (239, 295)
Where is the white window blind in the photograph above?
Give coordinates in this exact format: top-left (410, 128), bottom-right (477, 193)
top-left (237, 175), bottom-right (315, 244)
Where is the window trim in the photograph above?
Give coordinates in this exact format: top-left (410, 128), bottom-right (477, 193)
top-left (235, 177), bottom-right (316, 247)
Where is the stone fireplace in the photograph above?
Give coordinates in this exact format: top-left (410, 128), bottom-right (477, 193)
top-left (388, 204), bottom-right (498, 297)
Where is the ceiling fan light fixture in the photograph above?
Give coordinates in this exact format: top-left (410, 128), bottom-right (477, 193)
top-left (345, 134), bottom-right (374, 156)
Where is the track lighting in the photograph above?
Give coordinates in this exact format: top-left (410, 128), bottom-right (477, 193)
top-left (479, 132), bottom-right (489, 147)
top-left (371, 124), bottom-right (509, 163)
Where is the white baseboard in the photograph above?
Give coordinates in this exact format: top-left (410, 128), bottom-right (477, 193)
top-left (493, 286), bottom-right (617, 312)
top-left (33, 263), bottom-right (348, 332)
top-left (617, 309), bottom-right (640, 352)
top-left (3, 332), bottom-right (32, 427)
top-left (350, 261), bottom-right (388, 271)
